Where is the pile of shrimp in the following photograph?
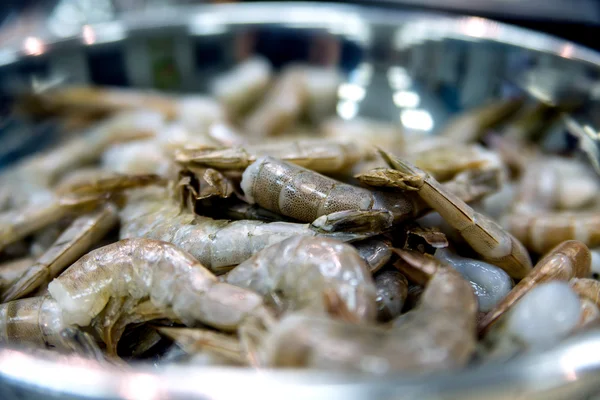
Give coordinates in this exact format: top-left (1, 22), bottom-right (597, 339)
top-left (0, 56), bottom-right (598, 375)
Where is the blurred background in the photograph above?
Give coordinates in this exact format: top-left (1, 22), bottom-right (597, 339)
top-left (0, 0), bottom-right (598, 168)
top-left (0, 0), bottom-right (599, 50)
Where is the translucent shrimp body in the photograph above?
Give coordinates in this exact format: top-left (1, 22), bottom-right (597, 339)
top-left (241, 156), bottom-right (423, 223)
top-left (225, 236), bottom-right (377, 322)
top-left (263, 251), bottom-right (477, 373)
top-left (436, 249), bottom-right (513, 312)
top-left (175, 139), bottom-right (364, 174)
top-left (503, 212), bottom-right (600, 255)
top-left (502, 281), bottom-right (581, 348)
top-left (0, 296), bottom-right (65, 348)
top-left (120, 190), bottom-right (366, 274)
top-left (47, 239), bottom-right (266, 332)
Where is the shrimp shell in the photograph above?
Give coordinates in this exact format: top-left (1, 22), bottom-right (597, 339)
top-left (478, 240), bottom-right (591, 335)
top-left (263, 250), bottom-right (477, 373)
top-left (120, 189), bottom-right (369, 274)
top-left (225, 236), bottom-right (377, 322)
top-left (47, 238), bottom-right (267, 332)
top-left (241, 156), bottom-right (423, 223)
top-left (503, 212), bottom-right (600, 255)
top-left (0, 296), bottom-right (65, 348)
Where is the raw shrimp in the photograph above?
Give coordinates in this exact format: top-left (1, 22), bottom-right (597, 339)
top-left (211, 57), bottom-right (272, 117)
top-left (503, 211), bottom-right (600, 254)
top-left (438, 97), bottom-right (524, 143)
top-left (591, 248), bottom-right (600, 278)
top-left (0, 257), bottom-right (34, 291)
top-left (511, 157), bottom-right (599, 214)
top-left (175, 139), bottom-right (365, 174)
top-left (379, 150), bottom-right (532, 279)
top-left (478, 240), bottom-right (591, 335)
top-left (0, 196), bottom-right (101, 252)
top-left (357, 165), bottom-right (503, 205)
top-left (0, 110), bottom-right (164, 209)
top-left (435, 249), bottom-right (513, 312)
top-left (353, 237), bottom-right (393, 273)
top-left (101, 140), bottom-right (175, 177)
top-left (18, 86), bottom-right (179, 118)
top-left (321, 117), bottom-right (404, 154)
top-left (408, 144), bottom-right (504, 183)
top-left (120, 189), bottom-right (370, 274)
top-left (243, 68), bottom-right (306, 137)
top-left (241, 156), bottom-right (425, 225)
top-left (20, 86), bottom-right (227, 129)
top-left (2, 205), bottom-right (119, 302)
top-left (487, 281), bottom-right (581, 350)
top-left (47, 239), bottom-right (271, 333)
top-left (159, 327), bottom-right (247, 365)
top-left (570, 278), bottom-right (600, 308)
top-left (225, 236), bottom-right (377, 322)
top-left (0, 296), bottom-right (67, 349)
top-left (374, 268), bottom-right (408, 322)
top-left (262, 249), bottom-right (477, 373)
top-left (577, 299), bottom-right (600, 330)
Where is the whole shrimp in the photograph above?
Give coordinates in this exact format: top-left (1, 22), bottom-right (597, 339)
top-left (2, 204), bottom-right (119, 302)
top-left (511, 157), bottom-right (599, 213)
top-left (120, 188), bottom-right (374, 274)
top-left (210, 57), bottom-right (272, 117)
top-left (175, 139), bottom-right (365, 174)
top-left (45, 239), bottom-right (272, 335)
top-left (0, 110), bottom-right (165, 209)
top-left (378, 150), bottom-right (532, 279)
top-left (0, 173), bottom-right (161, 254)
top-left (241, 156), bottom-right (426, 225)
top-left (225, 236), bottom-right (377, 322)
top-left (503, 212), bottom-right (600, 255)
top-left (19, 86), bottom-right (226, 129)
top-left (321, 117), bottom-right (404, 155)
top-left (261, 249), bottom-right (477, 373)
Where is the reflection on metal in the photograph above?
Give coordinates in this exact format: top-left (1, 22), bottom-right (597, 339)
top-left (563, 116), bottom-right (600, 174)
top-left (86, 21), bottom-right (126, 44)
top-left (188, 14), bottom-right (227, 36)
top-left (337, 100), bottom-right (359, 120)
top-left (393, 91), bottom-right (420, 108)
top-left (0, 49), bottom-right (17, 66)
top-left (82, 25), bottom-right (96, 45)
top-left (188, 5), bottom-right (371, 44)
top-left (560, 44), bottom-right (574, 59)
top-left (336, 62), bottom-right (372, 120)
top-left (387, 67), bottom-right (412, 90)
top-left (118, 372), bottom-right (162, 400)
top-left (400, 109), bottom-right (434, 131)
top-left (460, 17), bottom-right (500, 39)
top-left (23, 37), bottom-right (45, 56)
top-left (337, 83), bottom-right (366, 102)
top-left (47, 0), bottom-right (115, 38)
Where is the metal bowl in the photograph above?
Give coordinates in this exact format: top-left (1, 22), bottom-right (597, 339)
top-left (1, 2), bottom-right (600, 399)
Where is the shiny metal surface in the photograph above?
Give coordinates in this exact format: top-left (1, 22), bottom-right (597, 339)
top-left (1, 2), bottom-right (600, 399)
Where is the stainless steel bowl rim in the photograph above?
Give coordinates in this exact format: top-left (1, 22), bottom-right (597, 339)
top-left (2, 2), bottom-right (600, 399)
